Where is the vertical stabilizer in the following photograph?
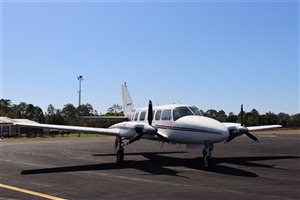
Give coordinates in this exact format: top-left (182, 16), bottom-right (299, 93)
top-left (122, 82), bottom-right (134, 118)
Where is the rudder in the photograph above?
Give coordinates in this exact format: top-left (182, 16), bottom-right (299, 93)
top-left (122, 82), bottom-right (134, 119)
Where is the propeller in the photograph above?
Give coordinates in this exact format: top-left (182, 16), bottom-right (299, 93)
top-left (127, 100), bottom-right (157, 145)
top-left (226, 104), bottom-right (259, 143)
top-left (241, 104), bottom-right (244, 126)
top-left (147, 100), bottom-right (153, 126)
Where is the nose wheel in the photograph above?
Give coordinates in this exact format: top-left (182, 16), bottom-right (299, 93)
top-left (202, 143), bottom-right (214, 169)
top-left (115, 137), bottom-right (125, 163)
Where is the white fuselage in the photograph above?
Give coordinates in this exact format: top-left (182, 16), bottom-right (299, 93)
top-left (110, 104), bottom-right (229, 144)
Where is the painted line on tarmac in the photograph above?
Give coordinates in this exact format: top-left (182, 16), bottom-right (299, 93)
top-left (0, 183), bottom-right (66, 200)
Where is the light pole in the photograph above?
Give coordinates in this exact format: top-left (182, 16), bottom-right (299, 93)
top-left (77, 75), bottom-right (83, 108)
top-left (77, 75), bottom-right (83, 133)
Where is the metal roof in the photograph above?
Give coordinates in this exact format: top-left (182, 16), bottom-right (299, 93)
top-left (0, 117), bottom-right (39, 125)
top-left (0, 117), bottom-right (14, 124)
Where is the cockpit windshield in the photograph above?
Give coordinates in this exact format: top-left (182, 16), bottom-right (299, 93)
top-left (173, 106), bottom-right (203, 121)
top-left (189, 106), bottom-right (203, 116)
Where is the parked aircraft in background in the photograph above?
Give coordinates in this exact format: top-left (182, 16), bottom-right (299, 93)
top-left (15, 83), bottom-right (281, 168)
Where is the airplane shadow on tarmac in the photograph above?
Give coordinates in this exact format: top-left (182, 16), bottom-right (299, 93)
top-left (21, 152), bottom-right (299, 178)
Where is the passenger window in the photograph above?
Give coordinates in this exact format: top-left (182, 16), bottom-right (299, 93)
top-left (134, 112), bottom-right (139, 121)
top-left (161, 109), bottom-right (172, 120)
top-left (139, 111), bottom-right (146, 121)
top-left (155, 110), bottom-right (162, 120)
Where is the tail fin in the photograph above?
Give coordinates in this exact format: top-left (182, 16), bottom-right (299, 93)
top-left (122, 82), bottom-right (134, 118)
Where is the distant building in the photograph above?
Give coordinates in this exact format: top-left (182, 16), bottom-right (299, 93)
top-left (0, 117), bottom-right (40, 137)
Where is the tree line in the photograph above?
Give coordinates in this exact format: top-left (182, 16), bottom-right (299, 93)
top-left (202, 109), bottom-right (300, 127)
top-left (0, 99), bottom-right (299, 127)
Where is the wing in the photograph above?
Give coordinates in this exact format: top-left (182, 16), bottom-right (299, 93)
top-left (246, 125), bottom-right (282, 131)
top-left (14, 122), bottom-right (120, 136)
top-left (222, 123), bottom-right (282, 131)
top-left (222, 122), bottom-right (282, 142)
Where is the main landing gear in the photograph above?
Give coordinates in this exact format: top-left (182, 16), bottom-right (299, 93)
top-left (115, 137), bottom-right (125, 163)
top-left (202, 143), bottom-right (214, 169)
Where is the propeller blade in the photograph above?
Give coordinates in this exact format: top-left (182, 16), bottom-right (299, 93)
top-left (128, 132), bottom-right (146, 145)
top-left (154, 132), bottom-right (171, 143)
top-left (148, 100), bottom-right (153, 126)
top-left (225, 134), bottom-right (237, 143)
top-left (245, 132), bottom-right (259, 142)
top-left (128, 100), bottom-right (156, 146)
top-left (241, 104), bottom-right (244, 126)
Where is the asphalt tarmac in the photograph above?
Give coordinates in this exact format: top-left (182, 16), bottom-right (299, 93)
top-left (0, 134), bottom-right (299, 200)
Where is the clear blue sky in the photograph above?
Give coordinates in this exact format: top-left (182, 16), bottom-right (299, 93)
top-left (1, 0), bottom-right (299, 115)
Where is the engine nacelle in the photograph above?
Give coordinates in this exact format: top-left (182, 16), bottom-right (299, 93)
top-left (110, 121), bottom-right (147, 139)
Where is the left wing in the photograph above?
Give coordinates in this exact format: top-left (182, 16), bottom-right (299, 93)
top-left (14, 122), bottom-right (120, 136)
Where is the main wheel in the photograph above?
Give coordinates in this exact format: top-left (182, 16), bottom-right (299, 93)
top-left (116, 149), bottom-right (124, 163)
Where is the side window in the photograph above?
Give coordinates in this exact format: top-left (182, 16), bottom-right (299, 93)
top-left (139, 111), bottom-right (146, 121)
top-left (161, 109), bottom-right (172, 120)
top-left (134, 112), bottom-right (139, 121)
top-left (155, 110), bottom-right (162, 120)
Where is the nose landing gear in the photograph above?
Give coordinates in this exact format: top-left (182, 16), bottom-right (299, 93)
top-left (202, 143), bottom-right (214, 169)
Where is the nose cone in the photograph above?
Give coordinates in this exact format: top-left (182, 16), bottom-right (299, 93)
top-left (175, 116), bottom-right (229, 143)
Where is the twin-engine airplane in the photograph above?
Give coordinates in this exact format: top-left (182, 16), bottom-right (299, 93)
top-left (15, 83), bottom-right (281, 168)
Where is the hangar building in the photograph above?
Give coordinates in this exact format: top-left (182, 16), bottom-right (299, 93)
top-left (0, 117), bottom-right (39, 137)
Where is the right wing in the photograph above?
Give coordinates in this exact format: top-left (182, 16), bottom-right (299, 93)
top-left (247, 125), bottom-right (282, 131)
top-left (222, 122), bottom-right (282, 142)
top-left (222, 123), bottom-right (282, 131)
top-left (14, 122), bottom-right (120, 136)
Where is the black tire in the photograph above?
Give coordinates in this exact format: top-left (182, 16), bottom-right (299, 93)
top-left (202, 149), bottom-right (207, 157)
top-left (202, 156), bottom-right (213, 169)
top-left (116, 149), bottom-right (124, 163)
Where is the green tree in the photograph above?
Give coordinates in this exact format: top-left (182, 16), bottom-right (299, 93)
top-left (78, 103), bottom-right (96, 116)
top-left (204, 109), bottom-right (218, 120)
top-left (0, 99), bottom-right (12, 116)
top-left (45, 104), bottom-right (66, 125)
top-left (259, 112), bottom-right (278, 125)
top-left (245, 109), bottom-right (259, 126)
top-left (106, 104), bottom-right (123, 116)
top-left (277, 112), bottom-right (290, 127)
top-left (62, 103), bottom-right (77, 125)
top-left (107, 104), bottom-right (122, 113)
top-left (227, 112), bottom-right (238, 122)
top-left (288, 114), bottom-right (300, 127)
top-left (32, 106), bottom-right (45, 123)
top-left (217, 110), bottom-right (227, 122)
